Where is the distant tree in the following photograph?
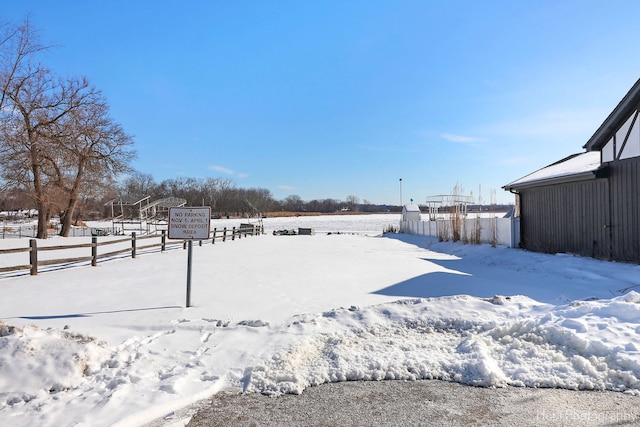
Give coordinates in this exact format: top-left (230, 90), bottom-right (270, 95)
top-left (119, 172), bottom-right (157, 201)
top-left (242, 187), bottom-right (275, 215)
top-left (158, 177), bottom-right (204, 206)
top-left (0, 188), bottom-right (31, 212)
top-left (209, 178), bottom-right (235, 215)
top-left (201, 177), bottom-right (234, 212)
top-left (73, 178), bottom-right (117, 221)
top-left (346, 195), bottom-right (360, 211)
top-left (283, 194), bottom-right (304, 212)
top-left (304, 199), bottom-right (323, 213)
top-left (319, 198), bottom-right (339, 213)
top-left (360, 199), bottom-right (377, 212)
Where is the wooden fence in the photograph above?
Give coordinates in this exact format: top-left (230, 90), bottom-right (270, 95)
top-left (0, 224), bottom-right (261, 276)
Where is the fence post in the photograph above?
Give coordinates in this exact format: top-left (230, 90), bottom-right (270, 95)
top-left (29, 239), bottom-right (38, 275)
top-left (92, 237), bottom-right (98, 266)
top-left (223, 227), bottom-right (227, 242)
top-left (232, 227), bottom-right (236, 240)
top-left (132, 232), bottom-right (137, 258)
top-left (212, 228), bottom-right (216, 244)
top-left (161, 230), bottom-right (166, 251)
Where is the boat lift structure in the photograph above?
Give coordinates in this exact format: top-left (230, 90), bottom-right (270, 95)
top-left (105, 196), bottom-right (187, 234)
top-left (424, 194), bottom-right (475, 221)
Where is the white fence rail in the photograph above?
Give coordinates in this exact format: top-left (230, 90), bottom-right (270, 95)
top-left (399, 217), bottom-right (520, 248)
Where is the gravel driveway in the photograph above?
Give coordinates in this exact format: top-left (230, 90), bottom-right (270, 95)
top-left (183, 380), bottom-right (640, 427)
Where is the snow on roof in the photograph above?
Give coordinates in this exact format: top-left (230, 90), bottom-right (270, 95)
top-left (402, 204), bottom-right (421, 212)
top-left (504, 151), bottom-right (601, 190)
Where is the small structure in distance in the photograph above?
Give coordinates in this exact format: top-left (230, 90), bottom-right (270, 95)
top-left (424, 194), bottom-right (474, 221)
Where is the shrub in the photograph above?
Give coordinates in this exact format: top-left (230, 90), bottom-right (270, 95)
top-left (383, 224), bottom-right (398, 234)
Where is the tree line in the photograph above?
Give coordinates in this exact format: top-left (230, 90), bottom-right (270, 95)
top-left (2, 169), bottom-right (393, 223)
top-left (113, 172), bottom-right (391, 218)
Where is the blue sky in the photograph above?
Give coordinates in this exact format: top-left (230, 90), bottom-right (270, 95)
top-left (2, 1), bottom-right (640, 205)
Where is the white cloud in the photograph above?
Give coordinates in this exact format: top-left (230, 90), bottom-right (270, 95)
top-left (358, 144), bottom-right (421, 153)
top-left (278, 185), bottom-right (297, 191)
top-left (441, 133), bottom-right (486, 144)
top-left (209, 165), bottom-right (234, 175)
top-left (209, 165), bottom-right (248, 178)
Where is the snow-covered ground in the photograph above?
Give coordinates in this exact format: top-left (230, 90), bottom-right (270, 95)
top-left (1, 214), bottom-right (640, 426)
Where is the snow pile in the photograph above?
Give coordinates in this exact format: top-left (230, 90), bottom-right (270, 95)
top-left (0, 321), bottom-right (109, 406)
top-left (242, 293), bottom-right (640, 395)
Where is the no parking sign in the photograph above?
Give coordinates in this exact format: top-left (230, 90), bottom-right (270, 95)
top-left (168, 206), bottom-right (211, 307)
top-left (168, 207), bottom-right (211, 240)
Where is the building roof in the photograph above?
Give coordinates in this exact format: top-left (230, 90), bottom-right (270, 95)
top-left (402, 204), bottom-right (421, 212)
top-left (584, 77), bottom-right (640, 151)
top-left (503, 151), bottom-right (602, 192)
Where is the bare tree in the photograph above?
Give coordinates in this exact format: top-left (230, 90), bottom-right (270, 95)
top-left (283, 194), bottom-right (304, 212)
top-left (52, 86), bottom-right (135, 236)
top-left (119, 171), bottom-right (157, 201)
top-left (0, 19), bottom-right (52, 235)
top-left (0, 61), bottom-right (135, 237)
top-left (0, 65), bottom-right (64, 238)
top-left (346, 195), bottom-right (360, 211)
top-left (320, 198), bottom-right (340, 213)
top-left (200, 177), bottom-right (235, 214)
top-left (241, 187), bottom-right (274, 216)
top-left (157, 177), bottom-right (204, 206)
top-left (0, 18), bottom-right (48, 112)
top-left (0, 20), bottom-right (134, 237)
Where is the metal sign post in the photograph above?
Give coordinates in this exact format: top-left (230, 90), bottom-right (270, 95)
top-left (168, 206), bottom-right (211, 307)
top-left (186, 240), bottom-right (193, 307)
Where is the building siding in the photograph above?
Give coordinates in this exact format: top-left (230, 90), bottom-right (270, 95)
top-left (519, 156), bottom-right (640, 263)
top-left (608, 158), bottom-right (640, 262)
top-left (520, 179), bottom-right (610, 259)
